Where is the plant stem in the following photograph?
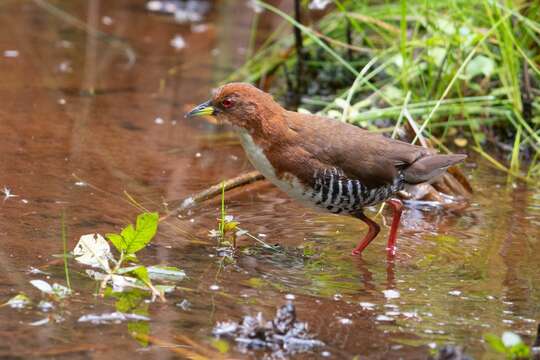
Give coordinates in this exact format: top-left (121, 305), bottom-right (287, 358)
top-left (61, 210), bottom-right (72, 290)
top-left (293, 0), bottom-right (305, 103)
top-left (219, 181), bottom-right (226, 245)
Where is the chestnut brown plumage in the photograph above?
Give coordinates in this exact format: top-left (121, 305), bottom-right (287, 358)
top-left (187, 83), bottom-right (467, 256)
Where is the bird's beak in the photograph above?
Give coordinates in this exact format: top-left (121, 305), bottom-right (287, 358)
top-left (185, 100), bottom-right (215, 118)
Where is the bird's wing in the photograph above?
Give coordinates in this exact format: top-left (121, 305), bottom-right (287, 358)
top-left (286, 112), bottom-right (433, 188)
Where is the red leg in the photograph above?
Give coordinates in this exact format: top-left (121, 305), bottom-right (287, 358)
top-left (351, 212), bottom-right (380, 255)
top-left (385, 198), bottom-right (403, 257)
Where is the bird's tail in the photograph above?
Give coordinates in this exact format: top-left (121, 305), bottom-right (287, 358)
top-left (403, 154), bottom-right (467, 184)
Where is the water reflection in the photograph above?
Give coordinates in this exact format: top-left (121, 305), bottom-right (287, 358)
top-left (0, 0), bottom-right (538, 359)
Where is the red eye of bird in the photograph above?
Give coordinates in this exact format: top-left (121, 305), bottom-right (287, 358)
top-left (221, 99), bottom-right (234, 108)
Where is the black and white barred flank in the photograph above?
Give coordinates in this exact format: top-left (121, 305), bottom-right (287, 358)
top-left (306, 168), bottom-right (404, 214)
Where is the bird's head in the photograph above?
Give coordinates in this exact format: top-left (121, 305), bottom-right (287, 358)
top-left (186, 82), bottom-right (283, 132)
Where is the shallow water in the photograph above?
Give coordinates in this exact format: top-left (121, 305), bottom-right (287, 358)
top-left (0, 1), bottom-right (539, 359)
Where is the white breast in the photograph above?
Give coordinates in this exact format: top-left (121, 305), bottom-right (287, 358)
top-left (237, 130), bottom-right (321, 207)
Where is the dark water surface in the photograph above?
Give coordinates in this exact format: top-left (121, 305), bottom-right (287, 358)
top-left (1, 1), bottom-right (539, 359)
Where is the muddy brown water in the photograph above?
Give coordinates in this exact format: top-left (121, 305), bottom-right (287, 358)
top-left (1, 1), bottom-right (539, 359)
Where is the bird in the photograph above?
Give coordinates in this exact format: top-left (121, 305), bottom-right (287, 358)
top-left (186, 83), bottom-right (467, 256)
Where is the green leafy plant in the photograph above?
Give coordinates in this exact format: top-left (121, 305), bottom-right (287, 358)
top-left (485, 332), bottom-right (531, 359)
top-left (106, 212), bottom-right (159, 261)
top-left (73, 212), bottom-right (183, 302)
top-left (209, 182), bottom-right (277, 253)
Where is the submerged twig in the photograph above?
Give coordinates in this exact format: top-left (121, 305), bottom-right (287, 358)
top-left (133, 333), bottom-right (219, 360)
top-left (161, 171), bottom-right (265, 222)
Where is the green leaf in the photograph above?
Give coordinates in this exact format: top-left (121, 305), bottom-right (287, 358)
top-left (106, 233), bottom-right (126, 253)
top-left (2, 293), bottom-right (31, 309)
top-left (122, 213), bottom-right (159, 255)
top-left (106, 289), bottom-right (151, 346)
top-left (112, 290), bottom-right (146, 313)
top-left (130, 266), bottom-right (151, 287)
top-left (146, 266), bottom-right (186, 281)
top-left (245, 277), bottom-right (266, 289)
top-left (129, 321), bottom-right (150, 346)
top-left (509, 343), bottom-right (530, 358)
top-left (484, 333), bottom-right (507, 354)
top-left (223, 221), bottom-right (239, 232)
top-left (124, 254), bottom-right (139, 263)
top-left (121, 224), bottom-right (136, 243)
top-left (211, 339), bottom-right (230, 354)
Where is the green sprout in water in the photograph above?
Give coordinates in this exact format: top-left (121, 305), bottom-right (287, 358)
top-left (72, 212), bottom-right (183, 302)
top-left (209, 182), bottom-right (277, 255)
top-left (484, 331), bottom-right (531, 359)
top-left (61, 210), bottom-right (71, 290)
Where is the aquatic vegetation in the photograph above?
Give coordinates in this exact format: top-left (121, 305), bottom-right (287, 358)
top-left (2, 212), bottom-right (184, 314)
top-left (232, 0), bottom-right (540, 179)
top-left (73, 212), bottom-right (184, 301)
top-left (1, 294), bottom-right (31, 309)
top-left (30, 280), bottom-right (72, 299)
top-left (484, 331), bottom-right (531, 359)
top-left (209, 181), bottom-right (279, 253)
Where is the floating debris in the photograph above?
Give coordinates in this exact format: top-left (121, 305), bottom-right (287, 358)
top-left (102, 16), bottom-right (113, 26)
top-left (308, 0), bottom-right (332, 10)
top-left (29, 317), bottom-right (50, 326)
top-left (170, 35), bottom-right (186, 50)
top-left (176, 299), bottom-right (191, 310)
top-left (3, 50), bottom-right (19, 58)
top-left (375, 315), bottom-right (394, 322)
top-left (191, 23), bottom-right (208, 33)
top-left (382, 289), bottom-right (400, 299)
top-left (57, 60), bottom-right (72, 73)
top-left (448, 290), bottom-right (462, 296)
top-left (78, 311), bottom-right (150, 324)
top-left (30, 280), bottom-right (72, 299)
top-left (37, 300), bottom-right (54, 312)
top-left (213, 303), bottom-right (324, 355)
top-left (1, 186), bottom-right (18, 200)
top-left (27, 267), bottom-right (50, 275)
top-left (359, 302), bottom-right (376, 310)
top-left (502, 331), bottom-right (523, 347)
top-left (146, 0), bottom-right (210, 23)
top-left (428, 345), bottom-right (473, 360)
top-left (2, 293), bottom-right (31, 309)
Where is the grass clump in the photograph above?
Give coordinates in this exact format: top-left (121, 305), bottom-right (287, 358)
top-left (230, 0), bottom-right (540, 180)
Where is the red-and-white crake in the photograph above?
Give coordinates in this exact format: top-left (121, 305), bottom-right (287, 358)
top-left (187, 83), bottom-right (466, 256)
